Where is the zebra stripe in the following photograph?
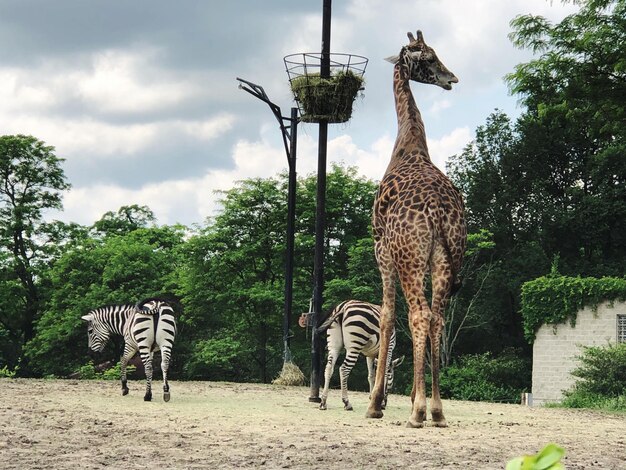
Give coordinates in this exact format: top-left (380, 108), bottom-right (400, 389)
top-left (81, 297), bottom-right (177, 402)
top-left (317, 300), bottom-right (404, 411)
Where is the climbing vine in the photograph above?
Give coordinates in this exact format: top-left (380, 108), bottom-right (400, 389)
top-left (521, 276), bottom-right (626, 343)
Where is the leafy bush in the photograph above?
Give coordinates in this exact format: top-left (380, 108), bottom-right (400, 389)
top-left (560, 343), bottom-right (626, 411)
top-left (101, 362), bottom-right (136, 381)
top-left (435, 349), bottom-right (531, 402)
top-left (0, 364), bottom-right (18, 378)
top-left (73, 361), bottom-right (136, 380)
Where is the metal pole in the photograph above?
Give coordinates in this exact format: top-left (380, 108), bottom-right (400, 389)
top-left (283, 107), bottom-right (298, 361)
top-left (309, 0), bottom-right (332, 402)
top-left (235, 78), bottom-right (299, 369)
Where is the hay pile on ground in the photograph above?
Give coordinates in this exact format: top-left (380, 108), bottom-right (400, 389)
top-left (271, 361), bottom-right (305, 386)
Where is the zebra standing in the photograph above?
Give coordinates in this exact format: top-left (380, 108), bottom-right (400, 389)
top-left (81, 297), bottom-right (177, 402)
top-left (317, 300), bottom-right (404, 411)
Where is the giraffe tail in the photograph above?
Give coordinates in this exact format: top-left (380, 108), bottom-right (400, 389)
top-left (429, 204), bottom-right (463, 296)
top-left (450, 276), bottom-right (463, 296)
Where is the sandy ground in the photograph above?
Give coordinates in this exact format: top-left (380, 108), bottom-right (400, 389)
top-left (1, 378), bottom-right (625, 469)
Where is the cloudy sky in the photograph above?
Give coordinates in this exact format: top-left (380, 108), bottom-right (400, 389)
top-left (0, 0), bottom-right (577, 227)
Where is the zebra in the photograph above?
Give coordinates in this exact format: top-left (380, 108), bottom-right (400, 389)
top-left (317, 300), bottom-right (404, 411)
top-left (81, 297), bottom-right (177, 402)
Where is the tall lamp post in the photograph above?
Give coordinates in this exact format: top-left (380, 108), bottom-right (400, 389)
top-left (236, 78), bottom-right (299, 370)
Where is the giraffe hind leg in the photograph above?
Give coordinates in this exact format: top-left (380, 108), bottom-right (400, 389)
top-left (429, 245), bottom-right (454, 427)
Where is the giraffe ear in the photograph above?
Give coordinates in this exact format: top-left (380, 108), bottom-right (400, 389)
top-left (385, 54), bottom-right (400, 64)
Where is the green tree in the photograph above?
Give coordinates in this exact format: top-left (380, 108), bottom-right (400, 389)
top-left (92, 204), bottom-right (157, 236)
top-left (507, 0), bottom-right (626, 275)
top-left (0, 135), bottom-right (70, 372)
top-left (180, 177), bottom-right (287, 382)
top-left (179, 164), bottom-right (379, 383)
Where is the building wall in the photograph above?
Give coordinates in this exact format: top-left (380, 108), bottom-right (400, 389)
top-left (531, 301), bottom-right (625, 406)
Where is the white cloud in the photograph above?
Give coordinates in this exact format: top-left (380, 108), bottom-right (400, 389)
top-left (77, 48), bottom-right (197, 113)
top-left (427, 127), bottom-right (472, 171)
top-left (429, 99), bottom-right (452, 116)
top-left (0, 68), bottom-right (58, 111)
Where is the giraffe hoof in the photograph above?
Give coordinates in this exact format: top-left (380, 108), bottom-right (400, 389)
top-left (406, 419), bottom-right (425, 428)
top-left (365, 408), bottom-right (384, 419)
top-left (431, 411), bottom-right (447, 427)
top-left (163, 392), bottom-right (170, 402)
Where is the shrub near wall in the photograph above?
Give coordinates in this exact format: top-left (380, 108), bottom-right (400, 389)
top-left (521, 275), bottom-right (626, 342)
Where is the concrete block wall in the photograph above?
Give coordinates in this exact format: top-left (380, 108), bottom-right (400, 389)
top-left (531, 301), bottom-right (625, 406)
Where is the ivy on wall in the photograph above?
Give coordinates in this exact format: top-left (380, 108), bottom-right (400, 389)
top-left (521, 276), bottom-right (626, 343)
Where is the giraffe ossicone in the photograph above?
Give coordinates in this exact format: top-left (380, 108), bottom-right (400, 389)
top-left (365, 30), bottom-right (467, 428)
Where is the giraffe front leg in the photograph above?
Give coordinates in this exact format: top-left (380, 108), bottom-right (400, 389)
top-left (366, 309), bottom-right (394, 418)
top-left (366, 241), bottom-right (396, 419)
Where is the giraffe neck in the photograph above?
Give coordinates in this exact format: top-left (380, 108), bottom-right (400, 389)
top-left (391, 63), bottom-right (430, 163)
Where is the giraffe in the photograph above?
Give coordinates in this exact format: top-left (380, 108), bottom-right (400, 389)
top-left (365, 30), bottom-right (466, 428)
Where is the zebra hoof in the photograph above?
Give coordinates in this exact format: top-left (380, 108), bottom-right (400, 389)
top-left (163, 392), bottom-right (171, 402)
top-left (344, 404), bottom-right (353, 411)
top-left (144, 393), bottom-right (152, 402)
top-left (122, 388), bottom-right (129, 396)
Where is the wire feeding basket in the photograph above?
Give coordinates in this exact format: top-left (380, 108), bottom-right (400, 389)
top-left (284, 53), bottom-right (368, 123)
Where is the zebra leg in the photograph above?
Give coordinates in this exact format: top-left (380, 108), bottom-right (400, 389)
top-left (368, 356), bottom-right (388, 410)
top-left (320, 349), bottom-right (339, 410)
top-left (339, 351), bottom-right (359, 411)
top-left (161, 348), bottom-right (172, 402)
top-left (141, 352), bottom-right (153, 402)
top-left (120, 345), bottom-right (136, 396)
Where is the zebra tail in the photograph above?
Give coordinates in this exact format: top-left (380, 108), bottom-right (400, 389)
top-left (316, 307), bottom-right (343, 334)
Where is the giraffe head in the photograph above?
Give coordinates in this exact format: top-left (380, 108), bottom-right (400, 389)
top-left (386, 30), bottom-right (458, 90)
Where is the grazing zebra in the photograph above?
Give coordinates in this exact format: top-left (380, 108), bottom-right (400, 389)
top-left (81, 297), bottom-right (177, 402)
top-left (317, 300), bottom-right (404, 411)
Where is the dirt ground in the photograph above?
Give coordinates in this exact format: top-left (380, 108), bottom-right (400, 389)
top-left (1, 378), bottom-right (625, 469)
